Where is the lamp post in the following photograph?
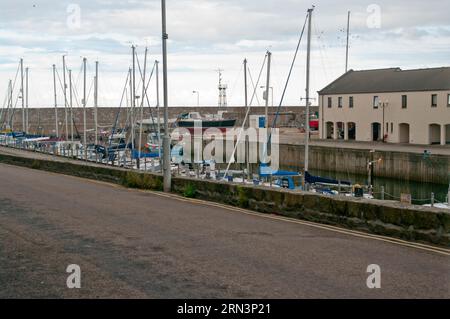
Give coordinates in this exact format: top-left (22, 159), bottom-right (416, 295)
top-left (192, 90), bottom-right (200, 106)
top-left (367, 150), bottom-right (382, 196)
top-left (161, 0), bottom-right (171, 192)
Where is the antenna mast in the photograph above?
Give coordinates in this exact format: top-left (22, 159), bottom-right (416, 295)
top-left (217, 69), bottom-right (227, 107)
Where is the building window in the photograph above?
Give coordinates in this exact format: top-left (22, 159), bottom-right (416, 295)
top-left (349, 96), bottom-right (354, 108)
top-left (402, 95), bottom-right (407, 109)
top-left (391, 122), bottom-right (393, 133)
top-left (431, 94), bottom-right (437, 107)
top-left (447, 94), bottom-right (450, 107)
top-left (328, 97), bottom-right (332, 108)
top-left (373, 96), bottom-right (379, 108)
top-left (338, 97), bottom-right (343, 108)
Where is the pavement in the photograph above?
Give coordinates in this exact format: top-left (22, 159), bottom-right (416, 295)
top-left (0, 163), bottom-right (449, 298)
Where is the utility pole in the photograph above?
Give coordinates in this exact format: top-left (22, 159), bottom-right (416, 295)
top-left (25, 67), bottom-right (29, 134)
top-left (345, 11), bottom-right (350, 73)
top-left (63, 55), bottom-right (68, 139)
top-left (83, 57), bottom-right (87, 159)
top-left (52, 64), bottom-right (59, 138)
top-left (156, 60), bottom-right (162, 161)
top-left (161, 0), bottom-right (171, 192)
top-left (304, 7), bottom-right (314, 186)
top-left (244, 58), bottom-right (248, 108)
top-left (20, 58), bottom-right (25, 133)
top-left (94, 61), bottom-right (99, 145)
top-left (69, 69), bottom-right (74, 142)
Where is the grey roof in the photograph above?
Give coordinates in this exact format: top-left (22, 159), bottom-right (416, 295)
top-left (318, 67), bottom-right (450, 95)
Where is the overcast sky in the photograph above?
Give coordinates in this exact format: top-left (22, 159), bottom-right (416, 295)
top-left (0, 0), bottom-right (449, 108)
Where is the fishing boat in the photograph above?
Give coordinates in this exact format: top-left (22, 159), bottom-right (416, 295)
top-left (176, 111), bottom-right (236, 132)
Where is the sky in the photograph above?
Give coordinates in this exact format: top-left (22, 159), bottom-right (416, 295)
top-left (0, 0), bottom-right (449, 108)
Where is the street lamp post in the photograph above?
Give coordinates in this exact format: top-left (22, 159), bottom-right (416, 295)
top-left (192, 91), bottom-right (200, 107)
top-left (161, 0), bottom-right (171, 192)
top-left (367, 150), bottom-right (383, 196)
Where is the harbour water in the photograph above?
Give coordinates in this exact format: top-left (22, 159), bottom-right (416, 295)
top-left (308, 168), bottom-right (449, 205)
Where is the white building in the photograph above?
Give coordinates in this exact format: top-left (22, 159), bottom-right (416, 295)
top-left (318, 67), bottom-right (450, 145)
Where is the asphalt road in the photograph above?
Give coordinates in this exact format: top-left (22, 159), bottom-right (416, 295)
top-left (0, 163), bottom-right (448, 298)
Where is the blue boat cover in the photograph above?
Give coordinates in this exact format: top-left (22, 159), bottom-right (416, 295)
top-left (132, 149), bottom-right (160, 159)
top-left (259, 164), bottom-right (300, 177)
top-left (305, 171), bottom-right (351, 186)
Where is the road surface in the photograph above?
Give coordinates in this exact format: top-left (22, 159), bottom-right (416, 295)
top-left (0, 163), bottom-right (448, 298)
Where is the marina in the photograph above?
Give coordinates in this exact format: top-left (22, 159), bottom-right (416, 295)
top-left (0, 0), bottom-right (449, 302)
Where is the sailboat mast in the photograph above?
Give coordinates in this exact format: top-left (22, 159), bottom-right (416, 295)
top-left (264, 51), bottom-right (272, 131)
top-left (128, 67), bottom-right (133, 149)
top-left (63, 55), bottom-right (68, 140)
top-left (25, 67), bottom-right (29, 134)
top-left (8, 79), bottom-right (12, 129)
top-left (304, 7), bottom-right (314, 178)
top-left (52, 64), bottom-right (59, 138)
top-left (345, 11), bottom-right (350, 73)
top-left (20, 58), bottom-right (25, 133)
top-left (69, 69), bottom-right (73, 142)
top-left (244, 59), bottom-right (248, 107)
top-left (138, 47), bottom-right (148, 161)
top-left (156, 60), bottom-right (161, 160)
top-left (94, 61), bottom-right (99, 145)
top-left (131, 45), bottom-right (136, 151)
top-left (83, 57), bottom-right (87, 159)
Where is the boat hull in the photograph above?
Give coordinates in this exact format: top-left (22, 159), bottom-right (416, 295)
top-left (177, 119), bottom-right (236, 132)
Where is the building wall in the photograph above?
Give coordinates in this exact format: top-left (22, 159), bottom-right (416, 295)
top-left (319, 90), bottom-right (450, 145)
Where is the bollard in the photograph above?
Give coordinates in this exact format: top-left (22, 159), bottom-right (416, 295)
top-left (381, 186), bottom-right (385, 200)
top-left (431, 192), bottom-right (435, 207)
